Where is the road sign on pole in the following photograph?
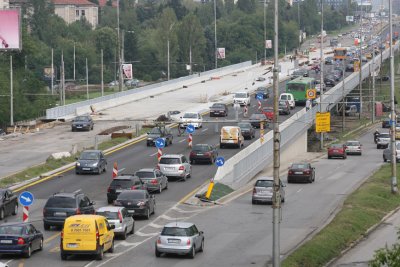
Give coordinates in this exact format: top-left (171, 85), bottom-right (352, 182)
top-left (258, 100), bottom-right (262, 110)
top-left (256, 93), bottom-right (264, 101)
top-left (306, 89), bottom-right (317, 99)
top-left (186, 124), bottom-right (195, 134)
top-left (244, 105), bottom-right (248, 117)
top-left (155, 138), bottom-right (165, 149)
top-left (316, 112), bottom-right (331, 133)
top-left (19, 191), bottom-right (34, 207)
top-left (215, 156), bottom-right (225, 167)
top-left (206, 156), bottom-right (225, 199)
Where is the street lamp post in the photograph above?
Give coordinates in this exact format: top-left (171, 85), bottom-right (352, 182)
top-left (358, 0), bottom-right (363, 120)
top-left (167, 23), bottom-right (175, 81)
top-left (214, 0), bottom-right (218, 69)
top-left (264, 0), bottom-right (267, 62)
top-left (117, 0), bottom-right (123, 92)
top-left (320, 0), bottom-right (324, 150)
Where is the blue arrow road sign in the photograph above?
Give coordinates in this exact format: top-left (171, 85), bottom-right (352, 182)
top-left (186, 124), bottom-right (195, 134)
top-left (19, 191), bottom-right (34, 207)
top-left (256, 93), bottom-right (264, 100)
top-left (155, 138), bottom-right (165, 148)
top-left (215, 157), bottom-right (225, 167)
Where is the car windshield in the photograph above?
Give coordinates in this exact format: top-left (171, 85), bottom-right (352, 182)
top-left (280, 95), bottom-right (288, 100)
top-left (150, 128), bottom-right (162, 134)
top-left (238, 123), bottom-right (251, 129)
top-left (263, 107), bottom-right (273, 112)
top-left (279, 101), bottom-right (287, 106)
top-left (235, 93), bottom-right (247, 98)
top-left (118, 191), bottom-right (145, 200)
top-left (330, 144), bottom-right (343, 148)
top-left (212, 104), bottom-right (224, 108)
top-left (255, 180), bottom-right (273, 187)
top-left (287, 83), bottom-right (306, 92)
top-left (380, 133), bottom-right (390, 138)
top-left (79, 152), bottom-right (99, 160)
top-left (291, 164), bottom-right (308, 169)
top-left (257, 87), bottom-right (266, 92)
top-left (45, 197), bottom-right (76, 208)
top-left (346, 141), bottom-right (360, 146)
top-left (159, 158), bottom-right (180, 164)
top-left (111, 179), bottom-right (133, 187)
top-left (183, 113), bottom-right (198, 119)
top-left (161, 227), bottom-right (191, 237)
top-left (75, 116), bottom-right (89, 121)
top-left (135, 172), bottom-right (155, 179)
top-left (0, 226), bottom-right (24, 235)
top-left (96, 211), bottom-right (119, 220)
top-left (192, 145), bottom-right (210, 152)
top-left (250, 114), bottom-right (265, 119)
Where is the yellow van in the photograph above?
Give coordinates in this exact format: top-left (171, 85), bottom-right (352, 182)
top-left (220, 126), bottom-right (244, 148)
top-left (60, 215), bottom-right (115, 261)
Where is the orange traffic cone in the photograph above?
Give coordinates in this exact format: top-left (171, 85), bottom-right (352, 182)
top-left (112, 162), bottom-right (118, 179)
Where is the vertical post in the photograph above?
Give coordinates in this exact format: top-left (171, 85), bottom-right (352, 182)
top-left (167, 39), bottom-right (170, 80)
top-left (214, 0), bottom-right (217, 69)
top-left (358, 1), bottom-right (363, 119)
top-left (94, 135), bottom-right (98, 150)
top-left (10, 55), bottom-right (13, 126)
top-left (372, 50), bottom-right (375, 123)
top-left (117, 0), bottom-right (122, 92)
top-left (272, 0), bottom-right (281, 264)
top-left (51, 48), bottom-right (54, 95)
top-left (320, 0), bottom-right (324, 150)
top-left (101, 49), bottom-right (104, 97)
top-left (61, 51), bottom-right (65, 106)
top-left (73, 42), bottom-right (76, 81)
top-left (342, 61), bottom-right (345, 132)
top-left (22, 206), bottom-right (29, 222)
top-left (264, 0), bottom-right (267, 62)
top-left (86, 58), bottom-right (89, 100)
top-left (189, 45), bottom-right (193, 75)
top-left (389, 0), bottom-right (398, 194)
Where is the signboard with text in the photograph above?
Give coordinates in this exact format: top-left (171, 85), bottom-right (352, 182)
top-left (316, 112), bottom-right (331, 133)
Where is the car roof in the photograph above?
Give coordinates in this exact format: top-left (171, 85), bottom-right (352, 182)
top-left (0, 222), bottom-right (31, 227)
top-left (163, 222), bottom-right (194, 228)
top-left (96, 206), bottom-right (125, 212)
top-left (136, 168), bottom-right (155, 172)
top-left (160, 154), bottom-right (183, 158)
top-left (120, 189), bottom-right (147, 194)
top-left (81, 150), bottom-right (101, 153)
top-left (256, 176), bottom-right (273, 181)
top-left (235, 91), bottom-right (248, 94)
top-left (52, 192), bottom-right (81, 198)
top-left (114, 175), bottom-right (136, 180)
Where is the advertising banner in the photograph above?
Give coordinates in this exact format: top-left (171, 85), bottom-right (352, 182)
top-left (0, 9), bottom-right (21, 50)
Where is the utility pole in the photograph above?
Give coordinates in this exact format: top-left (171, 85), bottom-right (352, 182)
top-left (167, 23), bottom-right (175, 81)
top-left (358, 0), bottom-right (363, 119)
top-left (272, 0), bottom-right (281, 265)
top-left (189, 46), bottom-right (193, 75)
top-left (51, 48), bottom-right (54, 95)
top-left (320, 0), bottom-right (324, 150)
top-left (101, 49), bottom-right (104, 97)
top-left (342, 60), bottom-right (345, 131)
top-left (117, 0), bottom-right (123, 92)
top-left (389, 0), bottom-right (398, 194)
top-left (61, 51), bottom-right (66, 106)
top-left (73, 42), bottom-right (76, 81)
top-left (86, 58), bottom-right (89, 100)
top-left (214, 0), bottom-right (217, 69)
top-left (264, 0), bottom-right (267, 62)
top-left (10, 55), bottom-right (13, 126)
top-left (372, 50), bottom-right (376, 123)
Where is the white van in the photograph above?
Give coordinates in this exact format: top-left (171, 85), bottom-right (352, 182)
top-left (279, 93), bottom-right (295, 109)
top-left (233, 91), bottom-right (250, 106)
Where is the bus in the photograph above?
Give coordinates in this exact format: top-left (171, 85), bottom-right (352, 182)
top-left (286, 77), bottom-right (316, 105)
top-left (333, 47), bottom-right (347, 60)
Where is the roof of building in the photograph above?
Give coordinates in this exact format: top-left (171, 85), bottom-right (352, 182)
top-left (52, 0), bottom-right (97, 6)
top-left (98, 0), bottom-right (117, 7)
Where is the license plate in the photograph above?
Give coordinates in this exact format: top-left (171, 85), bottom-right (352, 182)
top-left (333, 150), bottom-right (338, 152)
top-left (82, 168), bottom-right (91, 171)
top-left (295, 172), bottom-right (303, 174)
top-left (165, 167), bottom-right (174, 171)
top-left (168, 239), bottom-right (180, 244)
top-left (197, 153), bottom-right (204, 155)
top-left (54, 212), bottom-right (67, 216)
top-left (0, 240), bottom-right (12, 244)
top-left (67, 243), bottom-right (78, 248)
top-left (116, 189), bottom-right (123, 193)
top-left (76, 126), bottom-right (82, 128)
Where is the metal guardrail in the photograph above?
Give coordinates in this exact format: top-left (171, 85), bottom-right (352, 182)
top-left (45, 62), bottom-right (252, 119)
top-left (215, 43), bottom-right (399, 189)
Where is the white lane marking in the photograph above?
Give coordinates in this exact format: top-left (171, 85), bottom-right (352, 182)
top-left (179, 139), bottom-right (186, 143)
top-left (252, 105), bottom-right (256, 108)
top-left (148, 222), bottom-right (164, 229)
top-left (201, 128), bottom-right (208, 132)
top-left (160, 214), bottom-right (190, 221)
top-left (149, 152), bottom-right (157, 157)
top-left (134, 231), bottom-right (158, 237)
top-left (171, 206), bottom-right (204, 213)
top-left (117, 241), bottom-right (142, 248)
top-left (297, 188), bottom-right (303, 193)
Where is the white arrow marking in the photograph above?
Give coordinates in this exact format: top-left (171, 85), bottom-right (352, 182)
top-left (20, 196), bottom-right (32, 203)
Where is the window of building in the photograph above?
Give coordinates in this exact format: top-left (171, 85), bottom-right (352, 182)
top-left (76, 10), bottom-right (79, 17)
top-left (81, 10), bottom-right (85, 16)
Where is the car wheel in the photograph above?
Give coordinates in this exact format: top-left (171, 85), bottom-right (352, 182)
top-left (152, 205), bottom-right (156, 215)
top-left (75, 170), bottom-right (80, 175)
top-left (199, 239), bottom-right (204, 252)
top-left (24, 245), bottom-right (32, 258)
top-left (328, 156), bottom-right (331, 159)
top-left (97, 167), bottom-right (102, 175)
top-left (39, 238), bottom-right (43, 251)
top-left (155, 247), bottom-right (161, 258)
top-left (165, 181), bottom-right (168, 190)
top-left (129, 223), bottom-right (135, 234)
top-left (61, 252), bottom-right (68, 260)
top-left (109, 239), bottom-right (115, 253)
top-left (121, 229), bottom-right (127, 240)
top-left (12, 204), bottom-right (18, 215)
top-left (44, 223), bottom-right (50, 231)
top-left (71, 128), bottom-right (75, 132)
top-left (107, 198), bottom-right (113, 204)
top-left (146, 143), bottom-right (150, 147)
top-left (281, 196), bottom-right (285, 203)
top-left (220, 144), bottom-right (224, 149)
top-left (188, 246), bottom-right (196, 259)
top-left (145, 208), bottom-right (150, 220)
top-left (308, 176), bottom-right (313, 183)
top-left (96, 246), bottom-right (104, 260)
top-left (377, 145), bottom-right (380, 149)
top-left (252, 199), bottom-right (257, 204)
top-left (384, 157), bottom-right (387, 162)
top-left (187, 168), bottom-right (192, 178)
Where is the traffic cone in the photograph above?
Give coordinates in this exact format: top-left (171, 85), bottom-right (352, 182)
top-left (112, 162), bottom-right (118, 179)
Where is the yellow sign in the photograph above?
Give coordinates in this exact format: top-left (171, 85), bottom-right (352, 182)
top-left (354, 61), bottom-right (360, 72)
top-left (306, 89), bottom-right (317, 99)
top-left (316, 112), bottom-right (331, 133)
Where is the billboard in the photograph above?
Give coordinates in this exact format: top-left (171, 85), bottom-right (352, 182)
top-left (217, 48), bottom-right (225, 59)
top-left (122, 64), bottom-right (133, 79)
top-left (346, 16), bottom-right (354, 22)
top-left (0, 9), bottom-right (21, 50)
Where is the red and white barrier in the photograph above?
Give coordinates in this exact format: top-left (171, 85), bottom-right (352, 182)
top-left (188, 134), bottom-right (193, 148)
top-left (157, 148), bottom-right (163, 162)
top-left (112, 162), bottom-right (118, 179)
top-left (258, 100), bottom-right (262, 110)
top-left (23, 206), bottom-right (29, 222)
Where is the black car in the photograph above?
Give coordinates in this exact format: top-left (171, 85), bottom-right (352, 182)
top-left (43, 190), bottom-right (96, 230)
top-left (75, 150), bottom-right (107, 174)
top-left (209, 103), bottom-right (228, 117)
top-left (71, 115), bottom-right (94, 132)
top-left (254, 87), bottom-right (270, 99)
top-left (107, 175), bottom-right (148, 204)
top-left (287, 162), bottom-right (315, 183)
top-left (382, 118), bottom-right (390, 128)
top-left (325, 57), bottom-right (333, 65)
top-left (114, 190), bottom-right (155, 219)
top-left (249, 113), bottom-right (268, 128)
top-left (238, 122), bottom-right (255, 140)
top-left (346, 63), bottom-right (354, 72)
top-left (0, 222), bottom-right (43, 258)
top-left (0, 189), bottom-right (18, 220)
top-left (278, 100), bottom-right (291, 115)
top-left (189, 144), bottom-right (218, 164)
top-left (291, 69), bottom-right (309, 80)
top-left (324, 75), bottom-right (336, 87)
top-left (146, 126), bottom-right (173, 147)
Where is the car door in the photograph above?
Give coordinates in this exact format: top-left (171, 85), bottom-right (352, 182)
top-left (27, 224), bottom-right (39, 250)
top-left (81, 196), bottom-right (94, 214)
top-left (191, 225), bottom-right (201, 248)
top-left (122, 208), bottom-right (133, 232)
top-left (155, 171), bottom-right (164, 188)
top-left (6, 190), bottom-right (16, 215)
top-left (3, 191), bottom-right (13, 215)
top-left (100, 152), bottom-right (106, 170)
top-left (181, 156), bottom-right (190, 175)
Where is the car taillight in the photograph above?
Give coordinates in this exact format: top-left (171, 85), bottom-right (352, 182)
top-left (204, 152), bottom-right (212, 157)
top-left (118, 211), bottom-right (123, 223)
top-left (107, 187), bottom-right (111, 193)
top-left (288, 170), bottom-right (293, 175)
top-left (151, 179), bottom-right (158, 185)
top-left (17, 237), bottom-right (25, 245)
top-left (157, 237), bottom-right (161, 244)
top-left (344, 146), bottom-right (347, 149)
top-left (96, 229), bottom-right (99, 240)
top-left (187, 239), bottom-right (191, 245)
top-left (156, 165), bottom-right (160, 170)
top-left (131, 186), bottom-right (137, 190)
top-left (304, 170), bottom-right (311, 174)
top-left (253, 188), bottom-right (256, 194)
top-left (75, 208), bottom-right (81, 215)
top-left (190, 151), bottom-right (196, 156)
top-left (43, 208), bottom-right (46, 217)
top-left (179, 166), bottom-right (185, 171)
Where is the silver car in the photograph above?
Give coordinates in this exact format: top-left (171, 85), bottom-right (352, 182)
top-left (344, 140), bottom-right (362, 155)
top-left (96, 206), bottom-right (134, 240)
top-left (155, 222), bottom-right (204, 258)
top-left (377, 133), bottom-right (390, 149)
top-left (252, 177), bottom-right (286, 204)
top-left (158, 154), bottom-right (191, 181)
top-left (383, 142), bottom-right (400, 162)
top-left (135, 168), bottom-right (168, 193)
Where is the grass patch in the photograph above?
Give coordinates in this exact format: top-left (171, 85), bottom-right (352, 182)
top-left (282, 164), bottom-right (400, 267)
top-left (208, 183), bottom-right (234, 201)
top-left (98, 137), bottom-right (131, 151)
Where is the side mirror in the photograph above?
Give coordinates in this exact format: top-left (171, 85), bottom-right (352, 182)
top-left (180, 116), bottom-right (182, 119)
top-left (90, 201), bottom-right (96, 206)
top-left (109, 225), bottom-right (115, 230)
top-left (147, 132), bottom-right (150, 134)
top-left (199, 231), bottom-right (204, 235)
top-left (281, 183), bottom-right (287, 187)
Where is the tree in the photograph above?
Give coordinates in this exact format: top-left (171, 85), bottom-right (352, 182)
top-left (370, 231), bottom-right (400, 267)
top-left (237, 0), bottom-right (256, 14)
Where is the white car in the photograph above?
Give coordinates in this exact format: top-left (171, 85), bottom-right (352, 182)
top-left (233, 91), bottom-right (250, 106)
top-left (96, 206), bottom-right (134, 240)
top-left (377, 133), bottom-right (390, 149)
top-left (279, 93), bottom-right (295, 109)
top-left (344, 140), bottom-right (362, 155)
top-left (180, 112), bottom-right (203, 128)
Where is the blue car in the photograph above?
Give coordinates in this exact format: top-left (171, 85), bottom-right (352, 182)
top-left (0, 223), bottom-right (43, 258)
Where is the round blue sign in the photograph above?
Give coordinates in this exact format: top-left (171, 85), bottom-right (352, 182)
top-left (19, 191), bottom-right (34, 207)
top-left (215, 157), bottom-right (225, 167)
top-left (256, 93), bottom-right (264, 100)
top-left (186, 124), bottom-right (195, 134)
top-left (155, 138), bottom-right (165, 148)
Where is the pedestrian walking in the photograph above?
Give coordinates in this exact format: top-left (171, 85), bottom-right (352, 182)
top-left (306, 99), bottom-right (311, 111)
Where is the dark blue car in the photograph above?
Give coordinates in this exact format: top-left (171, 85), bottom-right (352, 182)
top-left (0, 223), bottom-right (43, 258)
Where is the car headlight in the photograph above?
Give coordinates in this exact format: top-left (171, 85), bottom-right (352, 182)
top-left (76, 162), bottom-right (81, 166)
top-left (92, 162), bottom-right (98, 167)
top-left (147, 138), bottom-right (153, 140)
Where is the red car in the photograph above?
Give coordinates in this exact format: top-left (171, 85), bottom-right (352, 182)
top-left (328, 144), bottom-right (347, 159)
top-left (262, 107), bottom-right (274, 121)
